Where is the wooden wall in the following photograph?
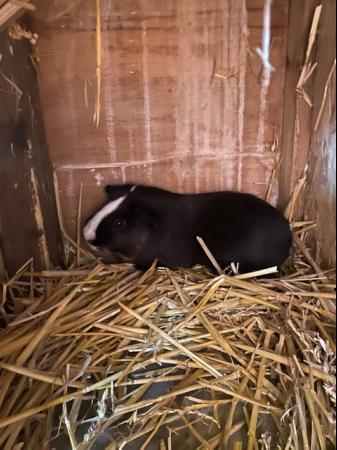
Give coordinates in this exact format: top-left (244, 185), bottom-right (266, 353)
top-left (304, 0), bottom-right (336, 268)
top-left (0, 0), bottom-right (335, 274)
top-left (277, 0), bottom-right (336, 268)
top-left (278, 0), bottom-right (320, 210)
top-left (33, 0), bottom-right (289, 237)
top-left (0, 31), bottom-right (63, 276)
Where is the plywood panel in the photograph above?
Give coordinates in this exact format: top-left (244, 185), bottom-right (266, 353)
top-left (278, 0), bottom-right (320, 211)
top-left (33, 0), bottom-right (289, 237)
top-left (304, 0), bottom-right (336, 268)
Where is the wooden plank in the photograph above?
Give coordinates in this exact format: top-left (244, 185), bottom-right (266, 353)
top-left (278, 0), bottom-right (320, 212)
top-left (304, 0), bottom-right (336, 268)
top-left (0, 245), bottom-right (5, 282)
top-left (0, 28), bottom-right (63, 275)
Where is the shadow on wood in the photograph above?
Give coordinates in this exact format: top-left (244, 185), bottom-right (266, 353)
top-left (0, 25), bottom-right (63, 275)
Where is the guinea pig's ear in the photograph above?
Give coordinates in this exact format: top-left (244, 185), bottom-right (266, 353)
top-left (105, 185), bottom-right (122, 196)
top-left (105, 184), bottom-right (133, 199)
top-left (105, 185), bottom-right (113, 195)
top-left (133, 203), bottom-right (159, 230)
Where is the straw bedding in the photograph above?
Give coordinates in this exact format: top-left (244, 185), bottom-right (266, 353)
top-left (0, 229), bottom-right (336, 449)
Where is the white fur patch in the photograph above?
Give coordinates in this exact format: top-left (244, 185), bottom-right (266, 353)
top-left (83, 195), bottom-right (127, 242)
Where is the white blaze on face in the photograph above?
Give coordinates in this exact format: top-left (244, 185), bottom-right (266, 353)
top-left (83, 195), bottom-right (127, 243)
top-left (83, 186), bottom-right (137, 245)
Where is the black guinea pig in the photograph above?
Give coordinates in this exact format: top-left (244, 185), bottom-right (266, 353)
top-left (83, 184), bottom-right (292, 273)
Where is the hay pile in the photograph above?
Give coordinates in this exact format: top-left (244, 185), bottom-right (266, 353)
top-left (0, 232), bottom-right (336, 449)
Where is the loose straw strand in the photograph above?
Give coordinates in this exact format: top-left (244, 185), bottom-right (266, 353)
top-left (256, 0), bottom-right (275, 87)
top-left (94, 0), bottom-right (102, 128)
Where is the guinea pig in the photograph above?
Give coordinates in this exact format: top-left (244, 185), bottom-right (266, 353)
top-left (83, 184), bottom-right (292, 273)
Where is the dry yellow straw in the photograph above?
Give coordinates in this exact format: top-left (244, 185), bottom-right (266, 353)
top-left (0, 226), bottom-right (335, 448)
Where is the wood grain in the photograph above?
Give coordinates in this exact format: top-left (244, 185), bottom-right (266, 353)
top-left (278, 0), bottom-right (320, 211)
top-left (0, 30), bottom-right (63, 275)
top-left (304, 0), bottom-right (336, 268)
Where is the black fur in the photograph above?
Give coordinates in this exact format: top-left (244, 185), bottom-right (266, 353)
top-left (85, 184), bottom-right (292, 273)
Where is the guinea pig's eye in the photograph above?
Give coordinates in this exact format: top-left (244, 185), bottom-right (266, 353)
top-left (113, 219), bottom-right (126, 230)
